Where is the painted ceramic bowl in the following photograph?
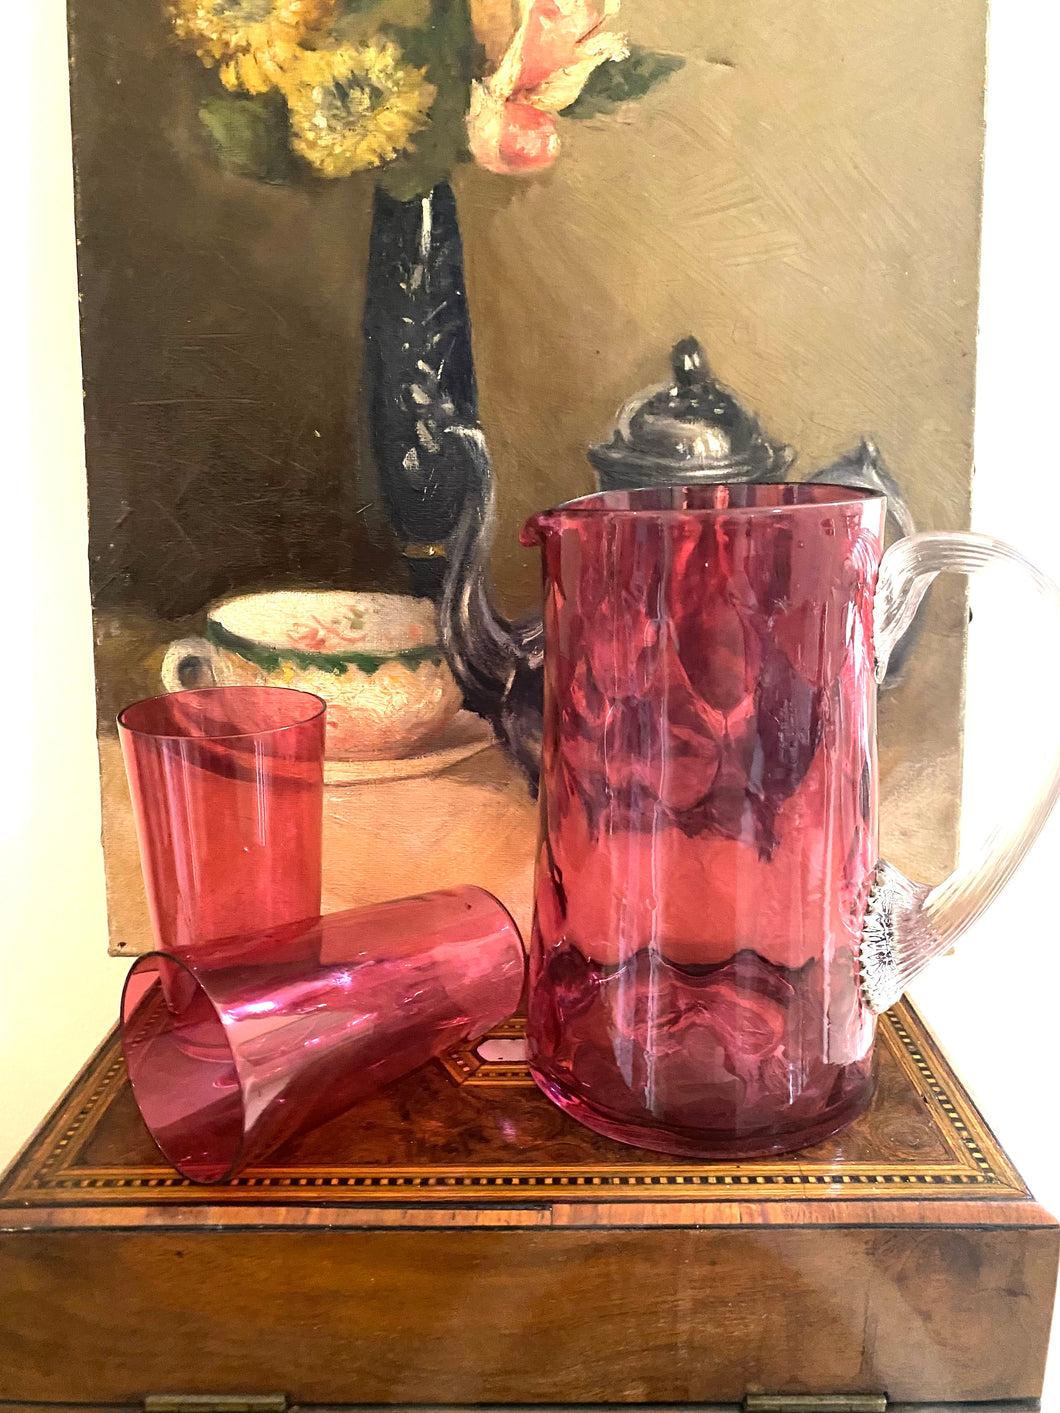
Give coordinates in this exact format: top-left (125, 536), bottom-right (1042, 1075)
top-left (161, 590), bottom-right (464, 760)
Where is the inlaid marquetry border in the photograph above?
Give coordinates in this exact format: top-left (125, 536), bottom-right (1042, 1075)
top-left (0, 1000), bottom-right (1028, 1207)
top-left (438, 1017), bottom-right (535, 1085)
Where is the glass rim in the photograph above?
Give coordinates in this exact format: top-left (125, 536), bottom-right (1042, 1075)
top-left (120, 950), bottom-right (247, 1184)
top-left (116, 685), bottom-right (328, 741)
top-left (530, 481), bottom-right (883, 522)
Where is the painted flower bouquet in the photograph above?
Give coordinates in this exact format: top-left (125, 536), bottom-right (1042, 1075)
top-left (168, 0), bottom-right (682, 194)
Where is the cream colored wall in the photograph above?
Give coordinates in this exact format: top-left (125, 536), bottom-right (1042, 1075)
top-left (0, 0), bottom-right (123, 1165)
top-left (907, 10), bottom-right (1060, 1409)
top-left (4, 9), bottom-right (1060, 1405)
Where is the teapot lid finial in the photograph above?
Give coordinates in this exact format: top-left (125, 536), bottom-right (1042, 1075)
top-left (588, 336), bottom-right (794, 484)
top-left (671, 335), bottom-right (709, 388)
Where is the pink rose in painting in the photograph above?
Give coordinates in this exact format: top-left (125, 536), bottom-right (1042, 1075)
top-left (467, 88), bottom-right (560, 174)
top-left (468, 0), bottom-right (628, 175)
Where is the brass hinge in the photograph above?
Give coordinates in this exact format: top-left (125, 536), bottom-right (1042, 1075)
top-left (745, 1397), bottom-right (887, 1413)
top-left (145, 1398), bottom-right (288, 1413)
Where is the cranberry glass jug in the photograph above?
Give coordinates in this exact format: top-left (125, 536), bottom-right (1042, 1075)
top-left (522, 484), bottom-right (1060, 1157)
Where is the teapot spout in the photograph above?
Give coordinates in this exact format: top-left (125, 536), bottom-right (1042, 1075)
top-left (436, 426), bottom-right (544, 789)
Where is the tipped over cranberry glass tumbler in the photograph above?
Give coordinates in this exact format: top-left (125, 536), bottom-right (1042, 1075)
top-left (522, 485), bottom-right (1060, 1158)
top-left (121, 887), bottom-right (525, 1182)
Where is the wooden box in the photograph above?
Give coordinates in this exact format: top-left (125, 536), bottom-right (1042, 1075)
top-left (1, 1000), bottom-right (1056, 1411)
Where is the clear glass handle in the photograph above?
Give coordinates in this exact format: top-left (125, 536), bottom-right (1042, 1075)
top-left (860, 531), bottom-right (1060, 1012)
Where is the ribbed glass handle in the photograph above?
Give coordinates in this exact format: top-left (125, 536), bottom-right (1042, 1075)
top-left (860, 531), bottom-right (1060, 1012)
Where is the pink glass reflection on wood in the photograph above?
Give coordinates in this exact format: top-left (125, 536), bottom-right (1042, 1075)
top-left (120, 886), bottom-right (526, 1182)
top-left (118, 687), bottom-right (326, 961)
top-left (522, 484), bottom-right (885, 1158)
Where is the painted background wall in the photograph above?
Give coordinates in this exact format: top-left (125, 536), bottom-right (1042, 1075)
top-left (73, 0), bottom-right (988, 921)
top-left (76, 0), bottom-right (986, 620)
top-left (3, 0), bottom-right (1060, 1401)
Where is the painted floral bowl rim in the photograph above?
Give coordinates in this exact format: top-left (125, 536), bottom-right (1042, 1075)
top-left (205, 590), bottom-right (446, 677)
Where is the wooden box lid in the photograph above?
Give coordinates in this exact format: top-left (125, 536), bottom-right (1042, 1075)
top-left (1, 1000), bottom-right (1056, 1409)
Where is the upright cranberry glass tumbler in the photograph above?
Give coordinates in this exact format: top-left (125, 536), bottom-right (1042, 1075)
top-left (522, 485), bottom-right (1060, 1157)
top-left (118, 687), bottom-right (326, 960)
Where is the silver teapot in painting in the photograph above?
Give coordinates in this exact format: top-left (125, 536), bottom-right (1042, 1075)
top-left (437, 335), bottom-right (918, 782)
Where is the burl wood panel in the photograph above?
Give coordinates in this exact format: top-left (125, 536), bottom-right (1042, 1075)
top-left (0, 1407), bottom-right (1047, 1413)
top-left (1, 1002), bottom-right (1056, 1404)
top-left (0, 1003), bottom-right (1030, 1209)
top-left (1, 1224), bottom-right (1056, 1404)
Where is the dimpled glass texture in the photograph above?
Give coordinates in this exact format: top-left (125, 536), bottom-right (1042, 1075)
top-left (118, 687), bottom-right (326, 962)
top-left (522, 484), bottom-right (886, 1158)
top-left (121, 887), bottom-right (526, 1182)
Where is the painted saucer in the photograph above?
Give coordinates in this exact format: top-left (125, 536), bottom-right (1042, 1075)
top-left (324, 711), bottom-right (496, 785)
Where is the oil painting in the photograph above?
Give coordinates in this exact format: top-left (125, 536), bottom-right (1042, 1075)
top-left (69, 0), bottom-right (988, 953)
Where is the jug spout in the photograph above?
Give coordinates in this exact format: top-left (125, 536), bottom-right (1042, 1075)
top-left (519, 510), bottom-right (557, 548)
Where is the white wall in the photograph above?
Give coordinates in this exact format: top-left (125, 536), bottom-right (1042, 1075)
top-left (908, 3), bottom-right (1060, 1402)
top-left (3, 0), bottom-right (1059, 1401)
top-left (1, 0), bottom-right (119, 1164)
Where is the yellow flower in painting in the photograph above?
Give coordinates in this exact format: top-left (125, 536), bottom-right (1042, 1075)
top-left (279, 42), bottom-right (436, 178)
top-left (167, 0), bottom-right (337, 94)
